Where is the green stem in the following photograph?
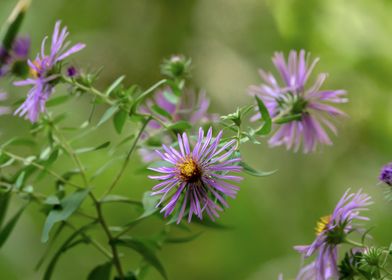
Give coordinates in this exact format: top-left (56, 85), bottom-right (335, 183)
top-left (65, 222), bottom-right (112, 259)
top-left (102, 116), bottom-right (152, 198)
top-left (95, 201), bottom-right (125, 278)
top-left (344, 238), bottom-right (365, 248)
top-left (1, 150), bottom-right (83, 189)
top-left (50, 121), bottom-right (126, 279)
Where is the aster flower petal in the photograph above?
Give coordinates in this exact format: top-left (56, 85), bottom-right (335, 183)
top-left (295, 189), bottom-right (372, 279)
top-left (250, 50), bottom-right (347, 153)
top-left (149, 128), bottom-right (242, 223)
top-left (14, 21), bottom-right (84, 123)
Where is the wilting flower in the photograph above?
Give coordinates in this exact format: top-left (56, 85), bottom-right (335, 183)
top-left (294, 189), bottom-right (372, 280)
top-left (149, 127), bottom-right (242, 223)
top-left (0, 37), bottom-right (30, 77)
top-left (249, 50), bottom-right (347, 153)
top-left (379, 162), bottom-right (392, 186)
top-left (139, 87), bottom-right (218, 162)
top-left (14, 21), bottom-right (85, 122)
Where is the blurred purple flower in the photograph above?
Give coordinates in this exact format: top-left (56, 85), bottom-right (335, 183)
top-left (294, 189), bottom-right (372, 280)
top-left (149, 127), bottom-right (242, 223)
top-left (0, 37), bottom-right (30, 77)
top-left (296, 262), bottom-right (333, 280)
top-left (66, 66), bottom-right (78, 77)
top-left (249, 50), bottom-right (347, 153)
top-left (139, 87), bottom-right (218, 162)
top-left (379, 162), bottom-right (392, 186)
top-left (14, 21), bottom-right (85, 122)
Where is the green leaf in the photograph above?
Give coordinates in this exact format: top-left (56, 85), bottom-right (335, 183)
top-left (74, 141), bottom-right (110, 154)
top-left (254, 96), bottom-right (272, 135)
top-left (97, 106), bottom-right (118, 127)
top-left (43, 222), bottom-right (94, 280)
top-left (166, 121), bottom-right (192, 132)
top-left (1, 137), bottom-right (36, 148)
top-left (165, 232), bottom-right (202, 244)
top-left (0, 203), bottom-right (28, 248)
top-left (162, 90), bottom-right (179, 104)
top-left (113, 110), bottom-right (128, 134)
top-left (239, 161), bottom-right (277, 177)
top-left (115, 238), bottom-right (167, 280)
top-left (14, 171), bottom-right (25, 189)
top-left (1, 0), bottom-right (29, 50)
top-left (274, 113), bottom-right (302, 124)
top-left (46, 95), bottom-right (72, 107)
top-left (0, 190), bottom-right (11, 229)
top-left (140, 192), bottom-right (160, 219)
top-left (100, 195), bottom-right (142, 206)
top-left (91, 156), bottom-right (124, 179)
top-left (193, 218), bottom-right (232, 230)
top-left (87, 262), bottom-right (112, 280)
top-left (41, 189), bottom-right (90, 243)
top-left (35, 222), bottom-right (66, 270)
top-left (105, 75), bottom-right (125, 96)
top-left (151, 105), bottom-right (172, 120)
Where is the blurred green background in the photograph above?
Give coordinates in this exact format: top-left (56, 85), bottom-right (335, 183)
top-left (0, 0), bottom-right (392, 279)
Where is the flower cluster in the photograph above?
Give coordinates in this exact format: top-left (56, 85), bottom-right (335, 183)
top-left (14, 21), bottom-right (85, 122)
top-left (249, 50), bottom-right (347, 153)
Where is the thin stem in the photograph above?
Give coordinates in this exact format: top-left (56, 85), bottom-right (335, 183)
top-left (344, 238), bottom-right (365, 248)
top-left (65, 222), bottom-right (113, 259)
top-left (95, 202), bottom-right (125, 278)
top-left (50, 122), bottom-right (89, 187)
top-left (50, 121), bottom-right (125, 279)
top-left (1, 150), bottom-right (83, 189)
top-left (102, 116), bottom-right (152, 198)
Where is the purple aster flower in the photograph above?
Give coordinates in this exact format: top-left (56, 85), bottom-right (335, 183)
top-left (0, 37), bottom-right (30, 77)
top-left (295, 262), bottom-right (333, 280)
top-left (294, 189), bottom-right (372, 280)
top-left (139, 87), bottom-right (218, 162)
top-left (148, 127), bottom-right (242, 223)
top-left (379, 162), bottom-right (392, 186)
top-left (249, 50), bottom-right (347, 153)
top-left (14, 21), bottom-right (85, 122)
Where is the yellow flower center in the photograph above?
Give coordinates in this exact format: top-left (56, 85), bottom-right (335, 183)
top-left (29, 60), bottom-right (41, 78)
top-left (315, 215), bottom-right (331, 236)
top-left (177, 157), bottom-right (201, 183)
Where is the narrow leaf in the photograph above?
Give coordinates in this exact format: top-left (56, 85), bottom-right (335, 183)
top-left (97, 106), bottom-right (118, 127)
top-left (46, 95), bottom-right (71, 107)
top-left (116, 238), bottom-right (167, 280)
top-left (166, 121), bottom-right (192, 132)
top-left (140, 192), bottom-right (160, 219)
top-left (151, 105), bottom-right (172, 120)
top-left (43, 223), bottom-right (94, 280)
top-left (165, 232), bottom-right (202, 244)
top-left (239, 161), bottom-right (277, 177)
top-left (0, 203), bottom-right (28, 248)
top-left (87, 262), bottom-right (112, 280)
top-left (41, 189), bottom-right (90, 243)
top-left (0, 190), bottom-right (11, 229)
top-left (254, 96), bottom-right (272, 135)
top-left (74, 141), bottom-right (110, 154)
top-left (105, 75), bottom-right (125, 96)
top-left (113, 110), bottom-right (128, 134)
